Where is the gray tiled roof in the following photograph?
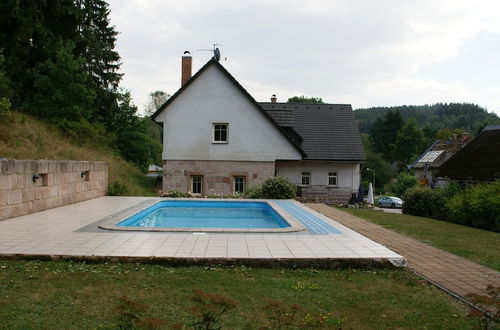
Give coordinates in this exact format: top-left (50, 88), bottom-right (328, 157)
top-left (260, 103), bottom-right (366, 161)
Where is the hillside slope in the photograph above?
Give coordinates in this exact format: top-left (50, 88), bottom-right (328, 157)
top-left (0, 112), bottom-right (158, 196)
top-left (354, 103), bottom-right (500, 134)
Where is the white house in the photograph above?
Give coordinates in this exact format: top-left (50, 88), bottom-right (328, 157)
top-left (152, 53), bottom-right (365, 203)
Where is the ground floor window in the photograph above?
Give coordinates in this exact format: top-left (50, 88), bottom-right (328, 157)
top-left (301, 171), bottom-right (311, 186)
top-left (191, 175), bottom-right (202, 195)
top-left (328, 171), bottom-right (337, 186)
top-left (233, 176), bottom-right (246, 194)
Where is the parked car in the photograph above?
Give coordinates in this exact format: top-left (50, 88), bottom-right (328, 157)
top-left (377, 196), bottom-right (404, 208)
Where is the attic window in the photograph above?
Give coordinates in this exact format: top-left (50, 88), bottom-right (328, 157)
top-left (213, 123), bottom-right (228, 143)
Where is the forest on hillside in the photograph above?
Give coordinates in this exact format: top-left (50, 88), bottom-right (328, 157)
top-left (354, 103), bottom-right (500, 134)
top-left (0, 0), bottom-right (162, 171)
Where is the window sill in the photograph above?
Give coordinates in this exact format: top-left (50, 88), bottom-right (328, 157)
top-left (212, 141), bottom-right (228, 144)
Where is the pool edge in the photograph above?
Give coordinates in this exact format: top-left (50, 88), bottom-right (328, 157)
top-left (98, 198), bottom-right (307, 233)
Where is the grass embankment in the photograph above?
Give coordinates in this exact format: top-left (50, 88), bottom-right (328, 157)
top-left (0, 112), bottom-right (157, 196)
top-left (340, 208), bottom-right (500, 271)
top-left (0, 259), bottom-right (476, 329)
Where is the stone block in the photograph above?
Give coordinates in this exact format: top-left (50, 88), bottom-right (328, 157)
top-left (40, 187), bottom-right (50, 199)
top-left (7, 190), bottom-right (22, 205)
top-left (52, 197), bottom-right (63, 208)
top-left (34, 199), bottom-right (48, 212)
top-left (0, 174), bottom-right (12, 190)
top-left (0, 206), bottom-right (13, 220)
top-left (16, 174), bottom-right (27, 189)
top-left (48, 161), bottom-right (59, 173)
top-left (63, 173), bottom-right (71, 184)
top-left (47, 174), bottom-right (54, 186)
top-left (12, 204), bottom-right (28, 217)
top-left (0, 191), bottom-right (6, 206)
top-left (53, 173), bottom-right (63, 185)
top-left (62, 195), bottom-right (75, 205)
top-left (75, 182), bottom-right (84, 193)
top-left (76, 192), bottom-right (86, 202)
top-left (35, 188), bottom-right (43, 200)
top-left (49, 186), bottom-right (59, 197)
top-left (36, 160), bottom-right (48, 174)
top-left (23, 160), bottom-right (36, 174)
top-left (22, 189), bottom-right (35, 203)
top-left (0, 160), bottom-right (6, 175)
top-left (60, 162), bottom-right (70, 173)
top-left (27, 201), bottom-right (35, 213)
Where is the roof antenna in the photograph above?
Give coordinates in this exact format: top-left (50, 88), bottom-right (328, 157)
top-left (196, 43), bottom-right (223, 61)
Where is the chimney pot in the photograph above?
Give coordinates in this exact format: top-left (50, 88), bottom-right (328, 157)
top-left (181, 51), bottom-right (192, 86)
top-left (271, 94), bottom-right (277, 103)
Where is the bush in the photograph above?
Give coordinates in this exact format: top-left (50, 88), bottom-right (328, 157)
top-left (159, 190), bottom-right (192, 198)
top-left (387, 172), bottom-right (417, 196)
top-left (445, 181), bottom-right (500, 232)
top-left (402, 186), bottom-right (445, 218)
top-left (107, 181), bottom-right (128, 196)
top-left (245, 185), bottom-right (264, 199)
top-left (260, 176), bottom-right (296, 199)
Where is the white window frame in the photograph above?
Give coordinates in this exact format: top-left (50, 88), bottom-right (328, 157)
top-left (213, 123), bottom-right (228, 143)
top-left (190, 175), bottom-right (203, 195)
top-left (327, 171), bottom-right (337, 187)
top-left (233, 176), bottom-right (246, 194)
top-left (301, 171), bottom-right (311, 186)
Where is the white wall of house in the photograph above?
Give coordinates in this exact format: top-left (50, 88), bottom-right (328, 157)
top-left (276, 161), bottom-right (361, 193)
top-left (155, 65), bottom-right (302, 162)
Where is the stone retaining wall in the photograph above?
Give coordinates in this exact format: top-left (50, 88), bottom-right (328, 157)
top-left (0, 159), bottom-right (108, 220)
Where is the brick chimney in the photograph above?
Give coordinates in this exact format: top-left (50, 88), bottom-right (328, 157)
top-left (271, 94), bottom-right (277, 103)
top-left (181, 51), bottom-right (192, 86)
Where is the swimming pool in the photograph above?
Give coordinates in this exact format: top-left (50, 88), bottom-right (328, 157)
top-left (99, 200), bottom-right (305, 232)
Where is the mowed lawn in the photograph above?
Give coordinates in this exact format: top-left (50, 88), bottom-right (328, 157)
top-left (339, 208), bottom-right (500, 271)
top-left (0, 259), bottom-right (476, 329)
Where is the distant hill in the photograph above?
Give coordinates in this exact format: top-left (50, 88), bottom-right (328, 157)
top-left (354, 103), bottom-right (500, 134)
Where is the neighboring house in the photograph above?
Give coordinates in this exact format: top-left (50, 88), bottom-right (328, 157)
top-left (152, 54), bottom-right (365, 203)
top-left (410, 133), bottom-right (472, 187)
top-left (146, 165), bottom-right (163, 178)
top-left (437, 125), bottom-right (500, 183)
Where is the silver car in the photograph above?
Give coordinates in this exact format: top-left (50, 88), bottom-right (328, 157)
top-left (377, 196), bottom-right (404, 208)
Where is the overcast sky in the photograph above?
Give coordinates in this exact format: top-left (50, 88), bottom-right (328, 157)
top-left (107, 0), bottom-right (500, 116)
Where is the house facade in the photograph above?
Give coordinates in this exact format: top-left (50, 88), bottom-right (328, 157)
top-left (152, 54), bottom-right (365, 203)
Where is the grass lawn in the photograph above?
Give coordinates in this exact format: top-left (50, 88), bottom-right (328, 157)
top-left (339, 208), bottom-right (500, 272)
top-left (0, 259), bottom-right (477, 329)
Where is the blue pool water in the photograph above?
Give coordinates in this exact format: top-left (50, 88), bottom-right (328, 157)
top-left (117, 201), bottom-right (290, 229)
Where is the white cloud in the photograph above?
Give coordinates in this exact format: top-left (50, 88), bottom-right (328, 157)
top-left (108, 0), bottom-right (500, 116)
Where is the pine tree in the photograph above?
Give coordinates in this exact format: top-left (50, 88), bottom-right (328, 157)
top-left (27, 40), bottom-right (95, 122)
top-left (75, 0), bottom-right (122, 126)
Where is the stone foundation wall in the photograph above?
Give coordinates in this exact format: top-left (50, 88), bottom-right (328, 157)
top-left (163, 160), bottom-right (275, 195)
top-left (298, 185), bottom-right (352, 204)
top-left (0, 159), bottom-right (108, 220)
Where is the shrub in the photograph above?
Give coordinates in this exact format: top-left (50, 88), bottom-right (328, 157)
top-left (205, 192), bottom-right (241, 199)
top-left (445, 181), bottom-right (500, 232)
top-left (244, 185), bottom-right (264, 199)
top-left (260, 176), bottom-right (296, 199)
top-left (387, 172), bottom-right (417, 197)
top-left (107, 180), bottom-right (128, 196)
top-left (0, 97), bottom-right (10, 115)
top-left (159, 190), bottom-right (192, 198)
top-left (402, 186), bottom-right (444, 218)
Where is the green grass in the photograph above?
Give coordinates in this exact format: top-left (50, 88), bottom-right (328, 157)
top-left (0, 259), bottom-right (476, 329)
top-left (0, 112), bottom-right (158, 196)
top-left (339, 208), bottom-right (500, 271)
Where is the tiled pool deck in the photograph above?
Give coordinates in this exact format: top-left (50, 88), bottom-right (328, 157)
top-left (0, 197), bottom-right (405, 267)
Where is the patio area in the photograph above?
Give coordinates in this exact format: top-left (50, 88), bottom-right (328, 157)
top-left (0, 197), bottom-right (405, 267)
